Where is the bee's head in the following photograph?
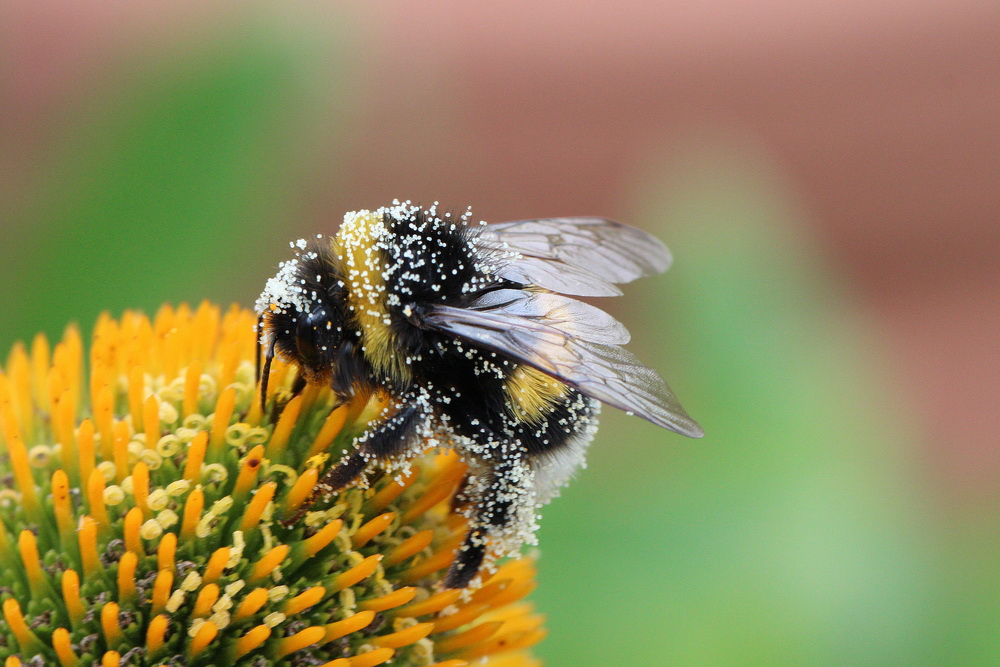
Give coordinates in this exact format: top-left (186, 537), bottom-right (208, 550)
top-left (255, 238), bottom-right (350, 408)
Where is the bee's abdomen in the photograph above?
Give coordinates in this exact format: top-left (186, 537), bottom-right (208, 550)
top-left (514, 388), bottom-right (599, 503)
top-left (510, 384), bottom-right (596, 457)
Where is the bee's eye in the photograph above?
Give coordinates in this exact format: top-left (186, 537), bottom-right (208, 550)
top-left (295, 313), bottom-right (322, 365)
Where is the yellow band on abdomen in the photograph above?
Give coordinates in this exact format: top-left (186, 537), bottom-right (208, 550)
top-left (504, 365), bottom-right (567, 423)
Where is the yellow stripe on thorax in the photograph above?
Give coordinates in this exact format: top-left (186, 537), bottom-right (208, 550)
top-left (332, 211), bottom-right (410, 382)
top-left (505, 365), bottom-right (567, 423)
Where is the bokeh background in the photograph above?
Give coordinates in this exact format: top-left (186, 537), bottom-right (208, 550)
top-left (3, 3), bottom-right (999, 664)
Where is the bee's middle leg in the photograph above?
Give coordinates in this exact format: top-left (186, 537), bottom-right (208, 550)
top-left (321, 402), bottom-right (422, 494)
top-left (285, 401), bottom-right (422, 524)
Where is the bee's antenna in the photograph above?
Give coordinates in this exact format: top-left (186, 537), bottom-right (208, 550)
top-left (260, 339), bottom-right (275, 415)
top-left (255, 313), bottom-right (264, 383)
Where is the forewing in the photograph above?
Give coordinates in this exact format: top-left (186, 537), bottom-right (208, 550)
top-left (421, 303), bottom-right (703, 437)
top-left (472, 289), bottom-right (630, 345)
top-left (490, 253), bottom-right (623, 297)
top-left (475, 217), bottom-right (672, 294)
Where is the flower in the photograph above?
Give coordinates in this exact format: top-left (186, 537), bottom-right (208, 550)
top-left (0, 303), bottom-right (545, 666)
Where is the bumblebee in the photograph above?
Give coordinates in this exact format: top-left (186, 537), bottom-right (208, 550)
top-left (256, 201), bottom-right (702, 588)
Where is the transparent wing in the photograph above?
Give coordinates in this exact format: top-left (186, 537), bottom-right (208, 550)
top-left (475, 217), bottom-right (672, 295)
top-left (472, 289), bottom-right (630, 345)
top-left (421, 302), bottom-right (703, 437)
top-left (488, 253), bottom-right (622, 297)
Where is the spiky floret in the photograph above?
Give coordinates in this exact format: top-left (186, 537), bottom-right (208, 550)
top-left (0, 304), bottom-right (545, 666)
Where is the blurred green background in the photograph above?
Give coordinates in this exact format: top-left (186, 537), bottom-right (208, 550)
top-left (3, 4), bottom-right (999, 665)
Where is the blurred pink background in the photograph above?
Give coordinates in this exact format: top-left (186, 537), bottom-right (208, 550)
top-left (351, 2), bottom-right (1000, 497)
top-left (6, 0), bottom-right (998, 494)
top-left (3, 3), bottom-right (998, 661)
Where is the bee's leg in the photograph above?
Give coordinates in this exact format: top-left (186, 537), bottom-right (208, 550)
top-left (289, 373), bottom-right (307, 397)
top-left (445, 532), bottom-right (486, 589)
top-left (284, 400), bottom-right (423, 525)
top-left (444, 445), bottom-right (533, 589)
top-left (449, 473), bottom-right (472, 513)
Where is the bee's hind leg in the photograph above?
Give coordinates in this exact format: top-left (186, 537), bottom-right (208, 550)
top-left (449, 473), bottom-right (472, 513)
top-left (444, 444), bottom-right (536, 589)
